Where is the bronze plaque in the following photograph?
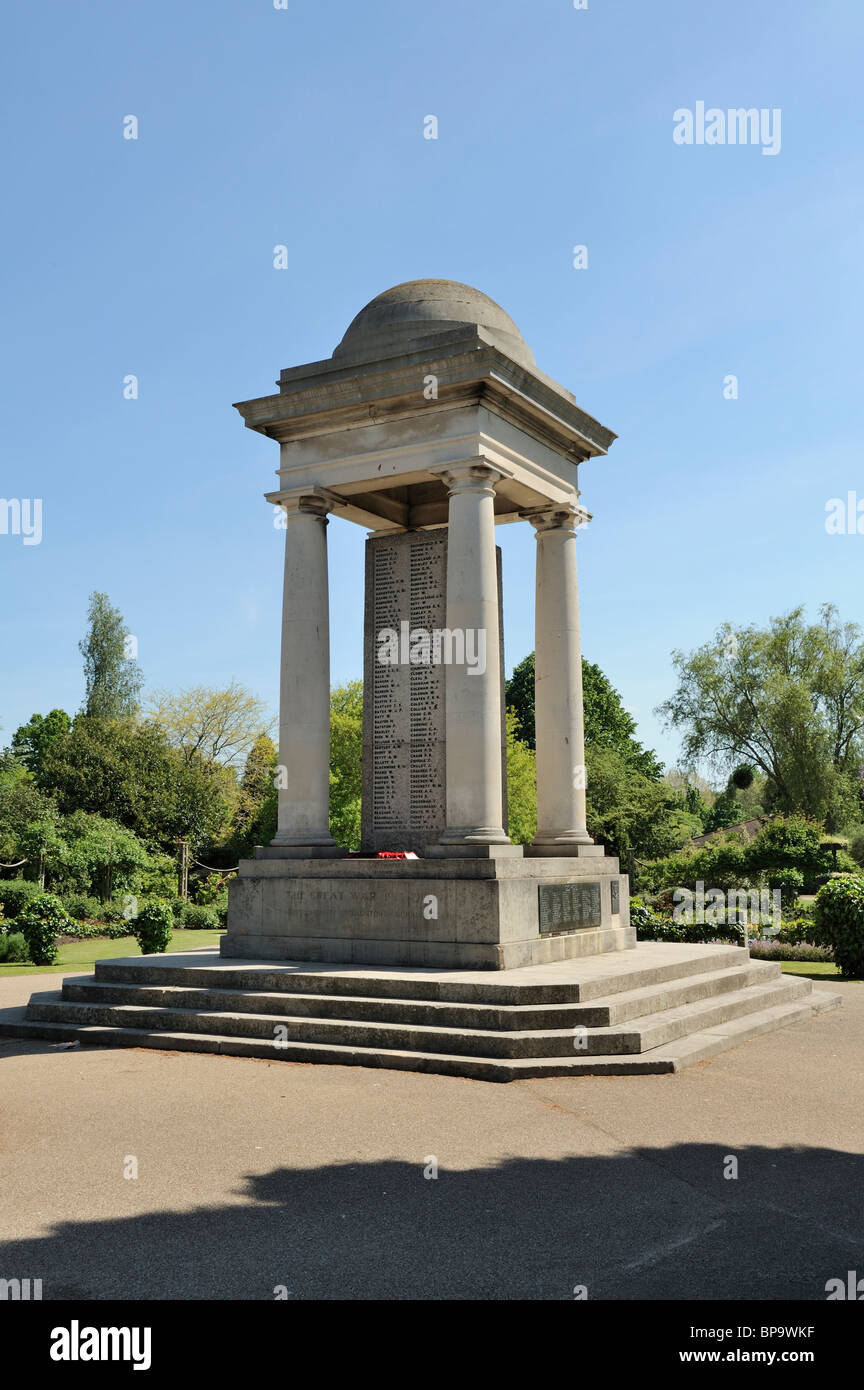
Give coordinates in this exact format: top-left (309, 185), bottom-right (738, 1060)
top-left (538, 881), bottom-right (602, 934)
top-left (611, 879), bottom-right (620, 915)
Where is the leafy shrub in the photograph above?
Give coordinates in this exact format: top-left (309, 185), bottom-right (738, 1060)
top-left (848, 829), bottom-right (864, 869)
top-left (60, 893), bottom-right (104, 921)
top-left (812, 876), bottom-right (864, 978)
top-left (767, 867), bottom-right (804, 912)
top-left (777, 918), bottom-right (812, 946)
top-left (98, 903), bottom-right (128, 924)
top-left (631, 897), bottom-right (743, 945)
top-left (629, 899), bottom-right (664, 932)
top-left (194, 872), bottom-right (235, 907)
top-left (132, 899), bottom-right (174, 955)
top-left (0, 931), bottom-right (30, 963)
top-left (62, 921), bottom-right (134, 941)
top-left (0, 880), bottom-right (43, 919)
top-left (748, 940), bottom-right (833, 963)
top-left (16, 894), bottom-right (73, 965)
top-left (179, 903), bottom-right (219, 930)
top-left (137, 852), bottom-right (178, 899)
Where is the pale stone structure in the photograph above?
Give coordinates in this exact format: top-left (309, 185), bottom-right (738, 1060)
top-left (7, 281), bottom-right (841, 1074)
top-left (222, 280), bottom-right (632, 968)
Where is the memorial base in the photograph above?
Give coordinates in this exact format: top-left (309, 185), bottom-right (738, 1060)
top-left (221, 851), bottom-right (632, 970)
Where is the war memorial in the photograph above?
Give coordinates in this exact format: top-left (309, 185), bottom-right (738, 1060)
top-left (12, 281), bottom-right (841, 1077)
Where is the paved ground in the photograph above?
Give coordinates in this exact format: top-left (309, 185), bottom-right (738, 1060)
top-left (1, 970), bottom-right (862, 1301)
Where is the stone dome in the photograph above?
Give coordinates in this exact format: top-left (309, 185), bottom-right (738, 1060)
top-left (332, 279), bottom-right (536, 369)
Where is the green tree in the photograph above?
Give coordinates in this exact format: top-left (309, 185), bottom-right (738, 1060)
top-left (505, 708), bottom-right (537, 844)
top-left (57, 811), bottom-right (151, 902)
top-left (79, 592), bottom-right (143, 718)
top-left (505, 653), bottom-right (537, 746)
top-left (703, 787), bottom-right (745, 833)
top-left (11, 709), bottom-right (71, 776)
top-left (658, 605), bottom-right (864, 830)
top-left (147, 681), bottom-right (273, 767)
top-left (329, 680), bottom-right (363, 849)
top-left (506, 652), bottom-right (662, 776)
top-left (225, 733), bottom-right (278, 858)
top-left (0, 776), bottom-right (63, 885)
top-left (585, 747), bottom-right (698, 860)
top-left (39, 715), bottom-right (237, 853)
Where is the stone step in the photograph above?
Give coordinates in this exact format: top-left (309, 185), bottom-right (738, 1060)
top-left (91, 943), bottom-right (751, 1005)
top-left (25, 974), bottom-right (810, 1059)
top-left (0, 989), bottom-right (842, 1081)
top-left (60, 960), bottom-right (780, 1031)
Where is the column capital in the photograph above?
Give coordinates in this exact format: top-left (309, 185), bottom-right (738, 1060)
top-left (265, 484), bottom-right (343, 520)
top-left (523, 501), bottom-right (592, 536)
top-left (429, 460), bottom-right (512, 497)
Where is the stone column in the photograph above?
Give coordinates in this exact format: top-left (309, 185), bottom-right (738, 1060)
top-left (269, 486), bottom-right (345, 854)
top-left (434, 462), bottom-right (511, 848)
top-left (528, 504), bottom-right (594, 851)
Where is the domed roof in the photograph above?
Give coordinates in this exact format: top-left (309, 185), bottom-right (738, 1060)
top-left (332, 279), bottom-right (536, 369)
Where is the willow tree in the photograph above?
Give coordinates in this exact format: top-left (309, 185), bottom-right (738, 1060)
top-left (658, 605), bottom-right (864, 830)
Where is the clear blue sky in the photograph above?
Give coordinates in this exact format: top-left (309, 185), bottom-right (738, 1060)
top-left (2, 0), bottom-right (862, 776)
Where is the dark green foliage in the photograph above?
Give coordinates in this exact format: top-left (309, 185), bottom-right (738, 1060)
top-left (703, 787), bottom-right (745, 832)
top-left (629, 897), bottom-right (743, 945)
top-left (506, 653), bottom-right (663, 777)
top-left (812, 876), bottom-right (864, 978)
top-left (179, 903), bottom-right (219, 929)
top-left (731, 764), bottom-right (755, 791)
top-left (62, 921), bottom-right (134, 940)
top-left (505, 653), bottom-right (537, 748)
top-left (640, 816), bottom-right (860, 898)
top-left (16, 894), bottom-right (72, 965)
top-left (585, 747), bottom-right (698, 860)
top-left (59, 893), bottom-right (104, 921)
top-left (0, 931), bottom-right (30, 962)
top-left (132, 899), bottom-right (174, 955)
top-left (38, 716), bottom-right (236, 853)
top-left (11, 710), bottom-right (72, 777)
top-left (0, 880), bottom-right (43, 918)
top-left (767, 867), bottom-right (804, 911)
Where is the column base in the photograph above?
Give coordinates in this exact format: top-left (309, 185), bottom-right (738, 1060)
top-left (527, 832), bottom-right (601, 858)
top-left (426, 843), bottom-right (524, 859)
top-left (428, 827), bottom-right (518, 858)
top-left (266, 832), bottom-right (348, 859)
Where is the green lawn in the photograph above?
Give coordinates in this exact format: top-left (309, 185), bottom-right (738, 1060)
top-left (0, 928), bottom-right (224, 976)
top-left (781, 960), bottom-right (861, 981)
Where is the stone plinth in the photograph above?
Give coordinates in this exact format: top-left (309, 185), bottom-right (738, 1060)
top-left (220, 853), bottom-right (631, 970)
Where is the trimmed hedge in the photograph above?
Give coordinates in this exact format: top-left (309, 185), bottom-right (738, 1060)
top-left (62, 922), bottom-right (136, 941)
top-left (132, 899), bottom-right (174, 955)
top-left (812, 876), bottom-right (864, 978)
top-left (16, 894), bottom-right (74, 966)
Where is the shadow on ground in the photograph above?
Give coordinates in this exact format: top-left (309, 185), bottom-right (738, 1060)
top-left (2, 1144), bottom-right (862, 1301)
